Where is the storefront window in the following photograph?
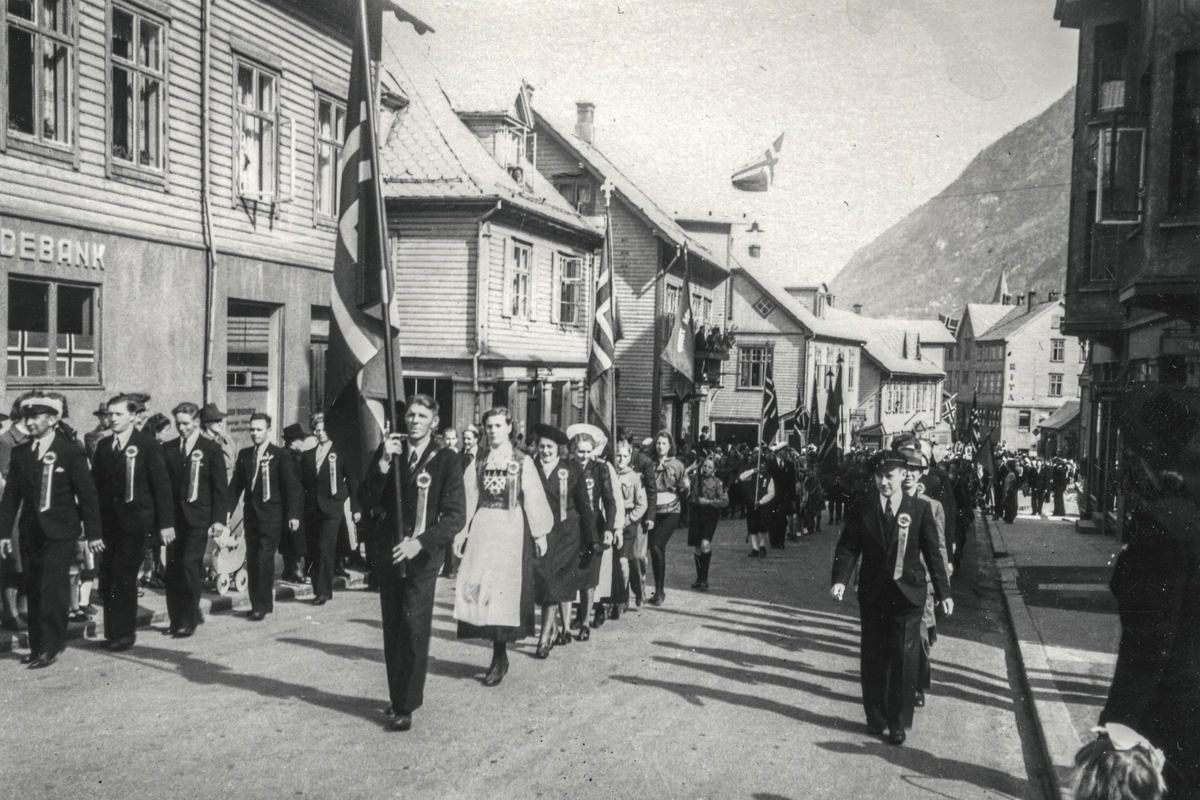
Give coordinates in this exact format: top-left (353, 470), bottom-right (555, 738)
top-left (6, 276), bottom-right (96, 381)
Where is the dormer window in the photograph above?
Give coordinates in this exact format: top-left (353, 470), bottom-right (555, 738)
top-left (554, 179), bottom-right (594, 215)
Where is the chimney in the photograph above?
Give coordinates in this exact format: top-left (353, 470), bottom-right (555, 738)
top-left (1026, 290), bottom-right (1037, 312)
top-left (852, 304), bottom-right (862, 315)
top-left (1048, 290), bottom-right (1060, 302)
top-left (575, 102), bottom-right (595, 145)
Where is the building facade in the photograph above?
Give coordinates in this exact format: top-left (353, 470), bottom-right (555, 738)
top-left (1, 0), bottom-right (424, 451)
top-left (1056, 0), bottom-right (1200, 534)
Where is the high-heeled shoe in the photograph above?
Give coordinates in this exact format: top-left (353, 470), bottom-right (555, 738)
top-left (554, 630), bottom-right (572, 646)
top-left (577, 624), bottom-right (590, 642)
top-left (535, 640), bottom-right (552, 659)
top-left (483, 655), bottom-right (509, 686)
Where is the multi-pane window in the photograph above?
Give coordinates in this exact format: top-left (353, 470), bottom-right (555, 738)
top-left (1018, 410), bottom-right (1032, 431)
top-left (236, 59), bottom-right (278, 200)
top-left (1049, 373), bottom-right (1063, 397)
top-left (109, 5), bottom-right (164, 170)
top-left (737, 346), bottom-right (767, 389)
top-left (752, 295), bottom-right (775, 318)
top-left (557, 254), bottom-right (583, 326)
top-left (508, 240), bottom-right (532, 319)
top-left (1051, 338), bottom-right (1065, 362)
top-left (1170, 51), bottom-right (1200, 215)
top-left (1092, 22), bottom-right (1128, 114)
top-left (7, 277), bottom-right (97, 381)
top-left (1097, 126), bottom-right (1145, 222)
top-left (846, 350), bottom-right (856, 390)
top-left (315, 95), bottom-right (345, 218)
top-left (6, 0), bottom-right (74, 146)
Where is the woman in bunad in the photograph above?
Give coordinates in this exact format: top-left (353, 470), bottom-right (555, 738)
top-left (453, 408), bottom-right (553, 686)
top-left (566, 424), bottom-right (622, 639)
top-left (612, 438), bottom-right (648, 616)
top-left (530, 423), bottom-right (594, 658)
top-left (647, 431), bottom-right (689, 605)
top-left (687, 455), bottom-right (728, 591)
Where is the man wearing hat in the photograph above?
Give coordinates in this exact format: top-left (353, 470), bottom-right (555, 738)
top-left (830, 448), bottom-right (952, 745)
top-left (229, 413), bottom-right (302, 620)
top-left (83, 403), bottom-right (113, 461)
top-left (280, 423), bottom-right (310, 584)
top-left (199, 404), bottom-right (237, 484)
top-left (0, 393), bottom-right (102, 667)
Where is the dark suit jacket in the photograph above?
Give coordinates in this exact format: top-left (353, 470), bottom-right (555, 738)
top-left (301, 443), bottom-right (360, 518)
top-left (163, 434), bottom-right (230, 529)
top-left (0, 431), bottom-right (102, 543)
top-left (359, 440), bottom-right (466, 569)
top-left (921, 465), bottom-right (957, 533)
top-left (229, 443), bottom-right (302, 530)
top-left (831, 490), bottom-right (950, 608)
top-left (91, 428), bottom-right (173, 538)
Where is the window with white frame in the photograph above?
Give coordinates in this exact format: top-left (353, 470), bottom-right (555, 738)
top-left (557, 254), bottom-right (584, 326)
top-left (1018, 409), bottom-right (1031, 431)
top-left (109, 4), bottom-right (165, 171)
top-left (235, 59), bottom-right (278, 200)
top-left (1049, 373), bottom-right (1063, 397)
top-left (737, 346), bottom-right (767, 389)
top-left (314, 95), bottom-right (345, 218)
top-left (7, 276), bottom-right (98, 382)
top-left (752, 295), bottom-right (775, 318)
top-left (1051, 338), bottom-right (1065, 362)
top-left (508, 240), bottom-right (532, 320)
top-left (6, 0), bottom-right (75, 147)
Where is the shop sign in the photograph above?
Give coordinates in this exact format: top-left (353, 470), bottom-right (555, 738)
top-left (1162, 335), bottom-right (1200, 356)
top-left (0, 227), bottom-right (107, 269)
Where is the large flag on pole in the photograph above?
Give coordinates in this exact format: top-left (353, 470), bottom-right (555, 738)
top-left (588, 205), bottom-right (622, 440)
top-left (325, 0), bottom-right (429, 486)
top-left (661, 248), bottom-right (695, 395)
top-left (967, 391), bottom-right (981, 449)
top-left (818, 362), bottom-right (843, 466)
top-left (760, 353), bottom-right (779, 445)
top-left (732, 133), bottom-right (784, 192)
top-left (973, 430), bottom-right (996, 479)
top-left (807, 373), bottom-right (821, 447)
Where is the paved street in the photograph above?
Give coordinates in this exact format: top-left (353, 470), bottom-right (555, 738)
top-left (2, 517), bottom-right (1046, 800)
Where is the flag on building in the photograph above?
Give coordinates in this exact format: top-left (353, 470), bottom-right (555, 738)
top-left (818, 362), bottom-right (843, 466)
top-left (588, 211), bottom-right (623, 440)
top-left (760, 354), bottom-right (779, 445)
top-left (942, 391), bottom-right (957, 425)
top-left (324, 0), bottom-right (428, 484)
top-left (661, 251), bottom-right (695, 394)
top-left (938, 313), bottom-right (960, 336)
top-left (731, 133), bottom-right (784, 192)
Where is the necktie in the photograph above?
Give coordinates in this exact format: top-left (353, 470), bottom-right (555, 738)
top-left (408, 448), bottom-right (420, 470)
top-left (883, 503), bottom-right (895, 545)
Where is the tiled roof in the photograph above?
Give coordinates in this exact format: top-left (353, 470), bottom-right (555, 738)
top-left (1040, 400), bottom-right (1080, 431)
top-left (823, 307), bottom-right (945, 378)
top-left (531, 110), bottom-right (725, 273)
top-left (375, 58), bottom-right (600, 237)
top-left (734, 260), bottom-right (866, 343)
top-left (963, 303), bottom-right (1013, 340)
top-left (976, 299), bottom-right (1063, 342)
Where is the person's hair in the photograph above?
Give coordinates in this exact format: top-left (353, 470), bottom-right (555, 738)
top-left (615, 439), bottom-right (633, 455)
top-left (655, 429), bottom-right (676, 458)
top-left (480, 407), bottom-right (515, 441)
top-left (407, 394), bottom-right (439, 417)
top-left (172, 402), bottom-right (200, 419)
top-left (442, 426), bottom-right (458, 438)
top-left (463, 423), bottom-right (480, 438)
top-left (146, 412), bottom-right (172, 435)
top-left (107, 394), bottom-right (140, 415)
top-left (249, 412), bottom-right (272, 427)
top-left (571, 432), bottom-right (596, 450)
top-left (1072, 737), bottom-right (1165, 800)
top-left (310, 412), bottom-right (325, 429)
top-left (124, 392), bottom-right (150, 413)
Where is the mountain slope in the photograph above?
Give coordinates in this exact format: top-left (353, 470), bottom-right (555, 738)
top-left (830, 89), bottom-right (1074, 319)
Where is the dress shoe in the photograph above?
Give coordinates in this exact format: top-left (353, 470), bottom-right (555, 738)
top-left (312, 595), bottom-right (328, 606)
top-left (107, 637), bottom-right (135, 652)
top-left (164, 626), bottom-right (179, 636)
top-left (577, 625), bottom-right (590, 642)
top-left (608, 605), bottom-right (621, 620)
top-left (648, 593), bottom-right (665, 606)
top-left (390, 713), bottom-right (413, 731)
top-left (19, 652), bottom-right (39, 665)
top-left (914, 690), bottom-right (925, 707)
top-left (749, 549), bottom-right (759, 558)
top-left (591, 610), bottom-right (606, 628)
top-left (247, 611), bottom-right (266, 621)
top-left (866, 723), bottom-right (885, 737)
top-left (173, 626), bottom-right (195, 638)
top-left (534, 641), bottom-right (552, 659)
top-left (554, 631), bottom-right (572, 646)
top-left (482, 656), bottom-right (509, 687)
top-left (29, 653), bottom-right (58, 669)
top-left (887, 728), bottom-right (906, 746)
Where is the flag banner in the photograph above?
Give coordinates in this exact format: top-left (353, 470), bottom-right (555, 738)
top-left (942, 391), bottom-right (958, 425)
top-left (732, 133), bottom-right (784, 192)
top-left (588, 211), bottom-right (622, 442)
top-left (761, 355), bottom-right (779, 445)
top-left (968, 391), bottom-right (981, 449)
top-left (807, 373), bottom-right (822, 446)
top-left (973, 430), bottom-right (996, 478)
top-left (661, 250), bottom-right (695, 395)
top-left (938, 313), bottom-right (960, 336)
top-left (818, 363), bottom-right (843, 466)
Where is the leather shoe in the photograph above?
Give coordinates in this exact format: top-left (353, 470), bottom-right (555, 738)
top-left (887, 728), bottom-right (906, 746)
top-left (108, 637), bottom-right (135, 652)
top-left (914, 690), bottom-right (925, 707)
top-left (535, 641), bottom-right (551, 659)
top-left (390, 713), bottom-right (413, 731)
top-left (19, 652), bottom-right (39, 665)
top-left (648, 593), bottom-right (665, 606)
top-left (29, 653), bottom-right (58, 669)
top-left (163, 627), bottom-right (179, 636)
top-left (554, 631), bottom-right (572, 646)
top-left (173, 626), bottom-right (195, 638)
top-left (312, 595), bottom-right (327, 606)
top-left (482, 656), bottom-right (509, 687)
top-left (577, 625), bottom-right (590, 642)
top-left (247, 611), bottom-right (266, 621)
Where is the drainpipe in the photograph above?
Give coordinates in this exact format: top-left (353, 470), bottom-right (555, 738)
top-left (473, 201), bottom-right (502, 414)
top-left (200, 0), bottom-right (218, 404)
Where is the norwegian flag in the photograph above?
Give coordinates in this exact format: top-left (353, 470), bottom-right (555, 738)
top-left (732, 133), bottom-right (784, 192)
top-left (760, 354), bottom-right (779, 445)
top-left (967, 391), bottom-right (981, 448)
top-left (941, 391), bottom-right (957, 425)
top-left (588, 202), bottom-right (623, 441)
top-left (56, 334), bottom-right (95, 378)
top-left (6, 331), bottom-right (50, 378)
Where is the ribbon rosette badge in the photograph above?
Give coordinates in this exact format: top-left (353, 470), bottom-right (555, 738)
top-left (190, 450), bottom-right (204, 463)
top-left (557, 468), bottom-right (568, 482)
top-left (506, 461), bottom-right (520, 476)
top-left (416, 472), bottom-right (432, 490)
top-left (897, 513), bottom-right (912, 529)
top-left (43, 451), bottom-right (57, 466)
top-left (125, 446), bottom-right (139, 458)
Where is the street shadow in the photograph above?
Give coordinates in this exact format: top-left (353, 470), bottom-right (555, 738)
top-left (709, 605), bottom-right (859, 636)
top-left (815, 740), bottom-right (1026, 798)
top-left (276, 636), bottom-right (482, 681)
top-left (106, 644), bottom-right (385, 725)
top-left (751, 794), bottom-right (796, 800)
top-left (347, 616), bottom-right (459, 643)
top-left (648, 654), bottom-right (861, 706)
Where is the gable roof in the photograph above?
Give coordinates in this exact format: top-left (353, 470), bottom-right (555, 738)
top-left (734, 259), bottom-right (866, 344)
top-left (1040, 400), bottom-right (1080, 432)
top-left (822, 307), bottom-right (946, 379)
top-left (531, 109), bottom-right (725, 274)
top-left (962, 303), bottom-right (1012, 339)
top-left (375, 59), bottom-right (600, 238)
top-left (977, 299), bottom-right (1064, 342)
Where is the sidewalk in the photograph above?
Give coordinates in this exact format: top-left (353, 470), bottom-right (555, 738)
top-left (984, 507), bottom-right (1122, 797)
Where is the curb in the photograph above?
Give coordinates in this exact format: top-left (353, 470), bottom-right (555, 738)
top-left (982, 515), bottom-right (1081, 800)
top-left (0, 571), bottom-right (367, 652)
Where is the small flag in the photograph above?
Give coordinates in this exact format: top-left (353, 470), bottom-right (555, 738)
top-left (661, 250), bottom-right (696, 393)
top-left (938, 313), bottom-right (960, 336)
top-left (732, 133), bottom-right (784, 192)
top-left (941, 392), bottom-right (958, 425)
top-left (761, 354), bottom-right (779, 445)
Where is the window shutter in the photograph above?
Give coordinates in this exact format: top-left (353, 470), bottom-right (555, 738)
top-left (529, 245), bottom-right (539, 321)
top-left (550, 253), bottom-right (561, 324)
top-left (501, 238), bottom-right (513, 318)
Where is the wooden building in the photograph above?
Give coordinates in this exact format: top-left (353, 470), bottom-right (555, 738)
top-left (945, 302), bottom-right (1014, 436)
top-left (0, 0), bottom-right (426, 450)
top-left (1055, 0), bottom-right (1200, 533)
top-left (377, 67), bottom-right (603, 437)
top-left (530, 104), bottom-right (729, 443)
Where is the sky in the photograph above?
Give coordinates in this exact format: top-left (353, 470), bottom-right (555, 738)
top-left (385, 0), bottom-right (1079, 286)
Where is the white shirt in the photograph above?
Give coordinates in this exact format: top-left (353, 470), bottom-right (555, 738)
top-left (112, 427), bottom-right (133, 452)
top-left (314, 441), bottom-right (332, 470)
top-left (879, 492), bottom-right (901, 519)
top-left (180, 429), bottom-right (201, 457)
top-left (33, 429), bottom-right (56, 461)
top-left (406, 437), bottom-right (431, 468)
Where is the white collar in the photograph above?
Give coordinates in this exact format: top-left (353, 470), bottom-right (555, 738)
top-left (407, 436), bottom-right (431, 463)
top-left (181, 429), bottom-right (200, 454)
top-left (113, 428), bottom-right (134, 451)
top-left (880, 493), bottom-right (901, 516)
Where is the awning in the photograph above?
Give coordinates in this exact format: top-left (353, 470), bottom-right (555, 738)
top-left (1039, 400), bottom-right (1080, 432)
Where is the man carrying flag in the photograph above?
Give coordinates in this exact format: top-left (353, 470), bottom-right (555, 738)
top-left (732, 133), bottom-right (784, 192)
